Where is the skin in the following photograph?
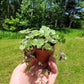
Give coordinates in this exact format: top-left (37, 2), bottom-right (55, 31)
top-left (9, 56), bottom-right (58, 84)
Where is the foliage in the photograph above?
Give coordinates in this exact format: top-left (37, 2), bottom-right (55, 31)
top-left (20, 26), bottom-right (65, 51)
top-left (2, 16), bottom-right (20, 31)
top-left (16, 0), bottom-right (31, 28)
top-left (79, 1), bottom-right (84, 8)
top-left (0, 0), bottom-right (84, 31)
top-left (65, 0), bottom-right (81, 28)
top-left (0, 0), bottom-right (7, 30)
top-left (81, 20), bottom-right (84, 28)
top-left (16, 0), bottom-right (67, 29)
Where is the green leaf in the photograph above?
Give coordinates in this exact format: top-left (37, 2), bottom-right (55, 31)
top-left (52, 35), bottom-right (59, 39)
top-left (32, 39), bottom-right (38, 46)
top-left (39, 29), bottom-right (44, 36)
top-left (62, 55), bottom-right (68, 60)
top-left (26, 39), bottom-right (33, 50)
top-left (45, 69), bottom-right (48, 76)
top-left (20, 45), bottom-right (25, 50)
top-left (44, 43), bottom-right (53, 51)
top-left (50, 30), bottom-right (56, 35)
top-left (25, 29), bottom-right (31, 34)
top-left (20, 40), bottom-right (28, 50)
top-left (19, 29), bottom-right (31, 34)
top-left (26, 65), bottom-right (32, 71)
top-left (26, 33), bottom-right (34, 39)
top-left (38, 62), bottom-right (42, 65)
top-left (25, 36), bottom-right (29, 39)
top-left (10, 26), bottom-right (16, 31)
top-left (19, 30), bottom-right (26, 34)
top-left (40, 26), bottom-right (50, 36)
top-left (41, 26), bottom-right (51, 36)
top-left (38, 71), bottom-right (41, 74)
top-left (23, 40), bottom-right (27, 46)
top-left (41, 26), bottom-right (46, 30)
top-left (45, 30), bottom-right (50, 37)
top-left (32, 30), bottom-right (40, 36)
top-left (46, 36), bottom-right (56, 44)
top-left (37, 39), bottom-right (45, 48)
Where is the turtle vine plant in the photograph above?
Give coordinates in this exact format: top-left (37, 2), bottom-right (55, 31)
top-left (19, 26), bottom-right (67, 75)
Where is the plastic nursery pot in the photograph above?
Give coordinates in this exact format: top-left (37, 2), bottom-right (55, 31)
top-left (35, 45), bottom-right (55, 63)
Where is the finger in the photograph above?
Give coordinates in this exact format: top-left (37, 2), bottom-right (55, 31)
top-left (49, 56), bottom-right (56, 63)
top-left (48, 57), bottom-right (58, 73)
top-left (48, 72), bottom-right (58, 84)
top-left (48, 57), bottom-right (58, 84)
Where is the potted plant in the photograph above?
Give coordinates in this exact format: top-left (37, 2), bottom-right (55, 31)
top-left (19, 26), bottom-right (65, 63)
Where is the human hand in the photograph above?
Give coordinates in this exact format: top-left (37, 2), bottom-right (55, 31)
top-left (9, 56), bottom-right (58, 84)
top-left (33, 56), bottom-right (58, 84)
